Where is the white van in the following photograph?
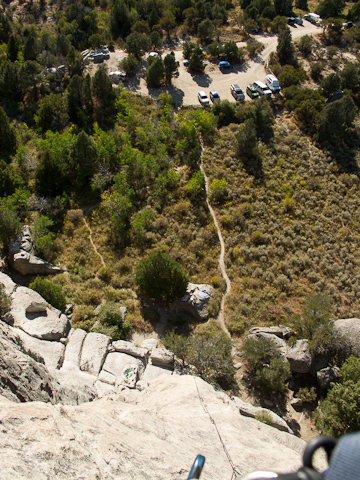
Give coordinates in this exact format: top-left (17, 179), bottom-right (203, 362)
top-left (253, 80), bottom-right (272, 98)
top-left (265, 74), bottom-right (281, 93)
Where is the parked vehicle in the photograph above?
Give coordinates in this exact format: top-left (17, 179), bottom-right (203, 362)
top-left (219, 61), bottom-right (232, 70)
top-left (230, 84), bottom-right (245, 101)
top-left (198, 91), bottom-right (210, 106)
top-left (183, 59), bottom-right (189, 67)
top-left (210, 90), bottom-right (220, 102)
top-left (246, 84), bottom-right (260, 99)
top-left (253, 80), bottom-right (272, 97)
top-left (294, 17), bottom-right (303, 25)
top-left (288, 17), bottom-right (296, 25)
top-left (265, 74), bottom-right (281, 93)
top-left (304, 13), bottom-right (320, 24)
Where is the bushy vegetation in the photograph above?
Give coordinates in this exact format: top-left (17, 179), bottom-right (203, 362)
top-left (29, 277), bottom-right (66, 310)
top-left (163, 322), bottom-right (236, 390)
top-left (135, 251), bottom-right (189, 304)
top-left (95, 301), bottom-right (131, 340)
top-left (0, 284), bottom-right (11, 317)
top-left (316, 355), bottom-right (360, 437)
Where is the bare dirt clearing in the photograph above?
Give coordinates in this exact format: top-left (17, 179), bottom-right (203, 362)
top-left (88, 22), bottom-right (320, 106)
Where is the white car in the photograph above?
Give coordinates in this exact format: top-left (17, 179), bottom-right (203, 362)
top-left (198, 91), bottom-right (210, 106)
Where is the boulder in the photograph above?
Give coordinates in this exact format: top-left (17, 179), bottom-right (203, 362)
top-left (141, 338), bottom-right (158, 350)
top-left (80, 332), bottom-right (111, 375)
top-left (14, 327), bottom-right (66, 370)
top-left (175, 282), bottom-right (214, 320)
top-left (111, 340), bottom-right (148, 358)
top-left (249, 326), bottom-right (294, 340)
top-left (10, 226), bottom-right (62, 276)
top-left (317, 366), bottom-right (340, 389)
top-left (62, 329), bottom-right (87, 370)
top-left (7, 286), bottom-right (70, 341)
top-left (13, 251), bottom-right (62, 275)
top-left (232, 397), bottom-right (293, 434)
top-left (286, 340), bottom-right (312, 374)
top-left (0, 272), bottom-right (16, 295)
top-left (244, 332), bottom-right (287, 357)
top-left (333, 318), bottom-right (360, 356)
top-left (101, 352), bottom-right (144, 388)
top-left (150, 348), bottom-right (174, 367)
top-left (141, 364), bottom-right (173, 383)
top-left (0, 328), bottom-right (63, 403)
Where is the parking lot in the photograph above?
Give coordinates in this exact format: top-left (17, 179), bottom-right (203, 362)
top-left (89, 21), bottom-right (320, 106)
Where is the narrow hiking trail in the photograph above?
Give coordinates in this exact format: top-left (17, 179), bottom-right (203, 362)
top-left (83, 216), bottom-right (106, 270)
top-left (199, 139), bottom-right (231, 338)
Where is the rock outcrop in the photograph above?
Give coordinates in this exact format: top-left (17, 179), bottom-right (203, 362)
top-left (175, 282), bottom-right (214, 320)
top-left (286, 340), bottom-right (313, 374)
top-left (9, 225), bottom-right (62, 275)
top-left (333, 318), bottom-right (360, 355)
top-left (0, 374), bottom-right (309, 480)
top-left (0, 273), bottom-right (321, 479)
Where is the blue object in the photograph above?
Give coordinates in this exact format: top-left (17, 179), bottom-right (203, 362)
top-left (219, 61), bottom-right (232, 69)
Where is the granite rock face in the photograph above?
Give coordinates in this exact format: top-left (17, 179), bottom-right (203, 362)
top-left (0, 375), bottom-right (308, 480)
top-left (333, 318), bottom-right (360, 355)
top-left (286, 340), bottom-right (313, 374)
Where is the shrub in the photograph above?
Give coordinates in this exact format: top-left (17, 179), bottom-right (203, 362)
top-left (255, 410), bottom-right (273, 425)
top-left (29, 277), bottom-right (66, 310)
top-left (291, 293), bottom-right (333, 354)
top-left (242, 336), bottom-right (281, 374)
top-left (311, 62), bottom-right (324, 81)
top-left (187, 329), bottom-right (236, 390)
top-left (97, 302), bottom-right (131, 339)
top-left (209, 178), bottom-right (229, 204)
top-left (254, 357), bottom-right (291, 394)
top-left (316, 356), bottom-right (360, 437)
top-left (0, 284), bottom-right (11, 317)
top-left (135, 251), bottom-right (189, 304)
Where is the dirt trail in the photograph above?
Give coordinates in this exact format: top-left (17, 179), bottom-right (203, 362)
top-left (199, 139), bottom-right (231, 338)
top-left (83, 216), bottom-right (106, 270)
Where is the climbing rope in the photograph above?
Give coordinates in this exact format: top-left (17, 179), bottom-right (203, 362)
top-left (193, 377), bottom-right (242, 480)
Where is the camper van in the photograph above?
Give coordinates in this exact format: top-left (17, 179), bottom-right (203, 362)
top-left (304, 13), bottom-right (320, 24)
top-left (253, 80), bottom-right (272, 98)
top-left (265, 74), bottom-right (281, 93)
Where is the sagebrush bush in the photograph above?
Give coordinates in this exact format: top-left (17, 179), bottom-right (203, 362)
top-left (29, 277), bottom-right (66, 310)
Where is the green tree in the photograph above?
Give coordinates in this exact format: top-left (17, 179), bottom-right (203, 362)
top-left (317, 94), bottom-right (357, 146)
top-left (32, 215), bottom-right (55, 261)
top-left (212, 100), bottom-right (236, 127)
top-left (188, 46), bottom-right (206, 74)
top-left (316, 356), bottom-right (360, 437)
top-left (111, 0), bottom-right (132, 38)
top-left (277, 27), bottom-right (296, 65)
top-left (71, 131), bottom-right (98, 189)
top-left (340, 63), bottom-right (360, 92)
top-left (237, 118), bottom-right (258, 158)
top-left (121, 54), bottom-right (138, 76)
top-left (35, 94), bottom-right (69, 133)
top-left (317, 0), bottom-right (345, 18)
top-left (164, 52), bottom-right (179, 84)
top-left (187, 170), bottom-right (205, 200)
top-left (254, 357), bottom-right (291, 394)
top-left (320, 73), bottom-right (341, 98)
top-left (278, 65), bottom-right (307, 87)
top-left (92, 65), bottom-right (116, 129)
top-left (0, 107), bottom-right (16, 159)
top-left (295, 0), bottom-right (308, 9)
top-left (183, 41), bottom-right (196, 60)
top-left (298, 35), bottom-right (313, 57)
top-left (162, 331), bottom-right (188, 365)
top-left (135, 251), bottom-right (189, 303)
top-left (126, 32), bottom-right (151, 58)
top-left (274, 0), bottom-right (293, 16)
top-left (0, 160), bottom-right (22, 196)
top-left (0, 203), bottom-right (21, 253)
top-left (7, 34), bottom-right (20, 62)
top-left (197, 19), bottom-right (214, 44)
top-left (292, 293), bottom-right (333, 353)
top-left (146, 56), bottom-right (165, 87)
top-left (23, 28), bottom-right (38, 61)
top-left (29, 277), bottom-right (66, 310)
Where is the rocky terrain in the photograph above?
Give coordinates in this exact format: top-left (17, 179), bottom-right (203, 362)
top-left (0, 272), bottom-right (316, 479)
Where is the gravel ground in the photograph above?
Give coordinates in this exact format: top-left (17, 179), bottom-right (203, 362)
top-left (87, 22), bottom-right (320, 106)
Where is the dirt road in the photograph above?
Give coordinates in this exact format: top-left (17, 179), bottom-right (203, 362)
top-left (99, 22), bottom-right (320, 106)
